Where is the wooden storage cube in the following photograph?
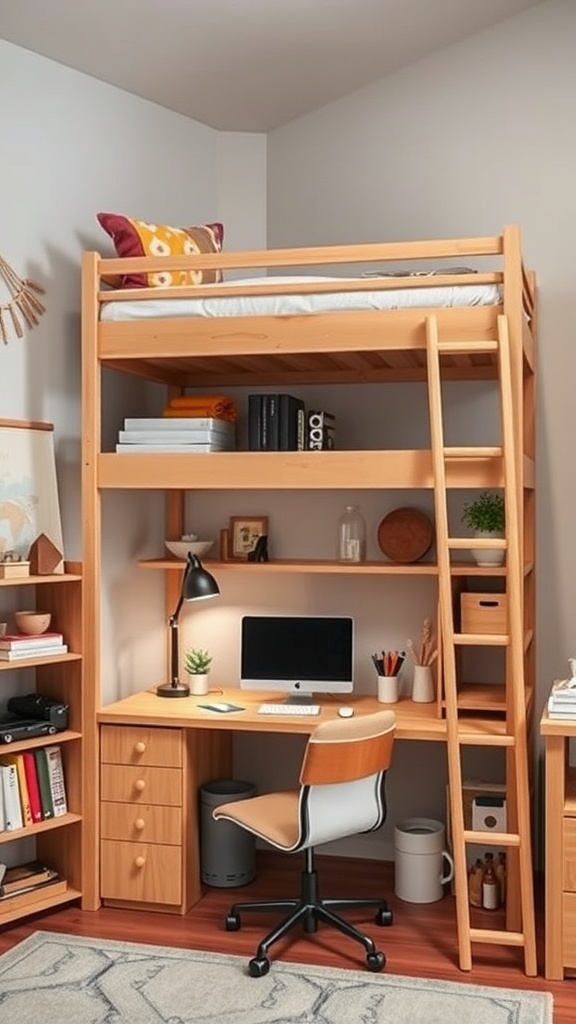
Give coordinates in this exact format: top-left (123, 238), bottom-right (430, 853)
top-left (461, 593), bottom-right (507, 634)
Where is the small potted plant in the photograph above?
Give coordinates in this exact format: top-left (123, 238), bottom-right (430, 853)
top-left (461, 491), bottom-right (505, 566)
top-left (184, 647), bottom-right (213, 696)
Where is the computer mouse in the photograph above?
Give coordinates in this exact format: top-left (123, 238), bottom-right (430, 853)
top-left (338, 706), bottom-right (354, 718)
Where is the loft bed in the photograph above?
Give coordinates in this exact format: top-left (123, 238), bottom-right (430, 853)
top-left (81, 225), bottom-right (536, 491)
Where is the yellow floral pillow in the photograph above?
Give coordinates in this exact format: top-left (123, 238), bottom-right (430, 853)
top-left (97, 213), bottom-right (224, 288)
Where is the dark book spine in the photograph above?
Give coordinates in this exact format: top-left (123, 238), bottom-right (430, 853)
top-left (279, 395), bottom-right (305, 451)
top-left (33, 749), bottom-right (54, 819)
top-left (247, 395), bottom-right (263, 451)
top-left (266, 394), bottom-right (280, 451)
top-left (307, 410), bottom-right (336, 450)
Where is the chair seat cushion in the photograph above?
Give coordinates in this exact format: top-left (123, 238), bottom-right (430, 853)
top-left (214, 790), bottom-right (301, 851)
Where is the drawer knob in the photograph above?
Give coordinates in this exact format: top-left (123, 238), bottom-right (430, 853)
top-left (135, 856), bottom-right (146, 869)
top-left (134, 818), bottom-right (146, 831)
top-left (134, 779), bottom-right (146, 792)
top-left (134, 741), bottom-right (147, 754)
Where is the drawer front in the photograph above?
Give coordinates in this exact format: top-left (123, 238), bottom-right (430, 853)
top-left (101, 724), bottom-right (182, 767)
top-left (563, 817), bottom-right (576, 891)
top-left (101, 764), bottom-right (182, 806)
top-left (101, 801), bottom-right (181, 845)
top-left (563, 892), bottom-right (576, 967)
top-left (101, 840), bottom-right (181, 905)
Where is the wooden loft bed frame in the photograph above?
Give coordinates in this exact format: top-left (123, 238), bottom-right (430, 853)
top-left (81, 225), bottom-right (537, 973)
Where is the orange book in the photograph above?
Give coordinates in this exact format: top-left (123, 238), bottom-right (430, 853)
top-left (1, 753), bottom-right (32, 826)
top-left (22, 751), bottom-right (43, 823)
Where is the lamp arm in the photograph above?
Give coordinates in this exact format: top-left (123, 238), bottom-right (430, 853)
top-left (168, 558), bottom-right (191, 688)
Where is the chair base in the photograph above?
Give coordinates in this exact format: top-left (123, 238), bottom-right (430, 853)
top-left (224, 848), bottom-right (393, 975)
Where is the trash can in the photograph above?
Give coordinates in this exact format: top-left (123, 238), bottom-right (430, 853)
top-left (200, 779), bottom-right (257, 887)
top-left (394, 817), bottom-right (454, 903)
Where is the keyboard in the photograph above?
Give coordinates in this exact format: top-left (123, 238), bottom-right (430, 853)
top-left (257, 703), bottom-right (321, 716)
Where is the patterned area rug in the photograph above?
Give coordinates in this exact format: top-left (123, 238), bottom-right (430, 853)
top-left (0, 931), bottom-right (553, 1024)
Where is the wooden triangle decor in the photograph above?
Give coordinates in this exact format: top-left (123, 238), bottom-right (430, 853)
top-left (29, 533), bottom-right (63, 575)
top-left (0, 253), bottom-right (46, 344)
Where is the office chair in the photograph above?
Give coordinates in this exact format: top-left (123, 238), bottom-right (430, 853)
top-left (213, 709), bottom-right (396, 977)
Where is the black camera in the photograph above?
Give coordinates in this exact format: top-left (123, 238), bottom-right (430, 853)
top-left (6, 693), bottom-right (69, 730)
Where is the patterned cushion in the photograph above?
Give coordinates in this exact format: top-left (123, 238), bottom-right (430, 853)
top-left (97, 213), bottom-right (224, 288)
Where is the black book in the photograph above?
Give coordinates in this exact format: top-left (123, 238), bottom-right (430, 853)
top-left (278, 395), bottom-right (306, 450)
top-left (247, 395), bottom-right (263, 451)
top-left (261, 394), bottom-right (280, 451)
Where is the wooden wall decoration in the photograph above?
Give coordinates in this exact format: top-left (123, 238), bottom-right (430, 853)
top-left (0, 253), bottom-right (45, 345)
top-left (29, 533), bottom-right (63, 575)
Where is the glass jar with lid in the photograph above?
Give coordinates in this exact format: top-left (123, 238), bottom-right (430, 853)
top-left (337, 505), bottom-right (366, 563)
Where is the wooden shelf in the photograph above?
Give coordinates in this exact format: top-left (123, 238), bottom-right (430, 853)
top-left (0, 812), bottom-right (82, 845)
top-left (139, 557), bottom-right (517, 577)
top-left (0, 886), bottom-right (81, 926)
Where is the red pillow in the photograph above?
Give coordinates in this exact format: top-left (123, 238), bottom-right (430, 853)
top-left (97, 213), bottom-right (224, 288)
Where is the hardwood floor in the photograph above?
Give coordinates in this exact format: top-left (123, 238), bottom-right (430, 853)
top-left (0, 853), bottom-right (570, 1021)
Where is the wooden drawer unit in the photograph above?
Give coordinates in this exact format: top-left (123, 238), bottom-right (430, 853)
top-left (100, 724), bottom-right (186, 912)
top-left (101, 840), bottom-right (182, 905)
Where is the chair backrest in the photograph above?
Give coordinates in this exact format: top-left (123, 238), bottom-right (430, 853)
top-left (296, 709), bottom-right (396, 851)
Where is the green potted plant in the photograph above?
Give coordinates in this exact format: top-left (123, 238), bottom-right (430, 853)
top-left (461, 491), bottom-right (505, 566)
top-left (184, 647), bottom-right (213, 695)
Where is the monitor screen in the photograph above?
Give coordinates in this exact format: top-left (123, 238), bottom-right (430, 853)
top-left (240, 615), bottom-right (354, 697)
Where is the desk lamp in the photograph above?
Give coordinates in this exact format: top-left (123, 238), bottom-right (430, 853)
top-left (157, 553), bottom-right (220, 698)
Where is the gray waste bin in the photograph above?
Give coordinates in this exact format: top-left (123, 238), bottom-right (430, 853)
top-left (200, 779), bottom-right (257, 887)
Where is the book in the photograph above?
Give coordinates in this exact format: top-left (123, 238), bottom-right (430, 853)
top-left (0, 644), bottom-right (68, 661)
top-left (115, 443), bottom-right (228, 453)
top-left (0, 860), bottom-right (58, 895)
top-left (0, 875), bottom-right (67, 913)
top-left (0, 776), bottom-right (4, 831)
top-left (118, 430), bottom-right (234, 445)
top-left (0, 561), bottom-right (30, 579)
top-left (22, 750), bottom-right (43, 823)
top-left (549, 678), bottom-right (576, 702)
top-left (0, 762), bottom-right (24, 830)
top-left (0, 754), bottom-right (32, 826)
top-left (262, 394), bottom-right (280, 451)
top-left (33, 749), bottom-right (54, 819)
top-left (307, 410), bottom-right (336, 450)
top-left (123, 417), bottom-right (234, 434)
top-left (278, 394), bottom-right (306, 451)
top-left (248, 395), bottom-right (263, 451)
top-left (0, 632), bottom-right (64, 650)
top-left (44, 745), bottom-right (68, 816)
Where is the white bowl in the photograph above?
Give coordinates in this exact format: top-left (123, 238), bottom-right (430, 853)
top-left (165, 540), bottom-right (214, 560)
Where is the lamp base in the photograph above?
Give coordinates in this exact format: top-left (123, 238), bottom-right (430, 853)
top-left (156, 680), bottom-right (191, 699)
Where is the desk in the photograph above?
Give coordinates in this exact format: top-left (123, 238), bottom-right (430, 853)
top-left (540, 707), bottom-right (576, 979)
top-left (97, 689), bottom-right (509, 914)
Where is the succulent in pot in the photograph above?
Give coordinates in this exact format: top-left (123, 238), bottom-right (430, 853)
top-left (184, 648), bottom-right (212, 694)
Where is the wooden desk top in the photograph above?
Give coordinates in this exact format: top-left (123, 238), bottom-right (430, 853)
top-left (97, 688), bottom-right (509, 743)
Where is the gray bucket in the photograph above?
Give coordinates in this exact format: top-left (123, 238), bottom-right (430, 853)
top-left (200, 779), bottom-right (256, 887)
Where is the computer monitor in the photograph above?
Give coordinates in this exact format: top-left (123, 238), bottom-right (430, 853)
top-left (240, 614), bottom-right (354, 703)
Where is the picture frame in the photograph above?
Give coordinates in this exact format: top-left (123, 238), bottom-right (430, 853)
top-left (229, 516), bottom-right (268, 561)
top-left (0, 418), bottom-right (64, 573)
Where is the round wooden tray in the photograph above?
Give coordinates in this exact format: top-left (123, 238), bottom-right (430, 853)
top-left (377, 508), bottom-right (433, 563)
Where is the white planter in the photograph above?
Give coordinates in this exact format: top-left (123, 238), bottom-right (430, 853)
top-left (188, 673), bottom-right (210, 696)
top-left (471, 531), bottom-right (505, 567)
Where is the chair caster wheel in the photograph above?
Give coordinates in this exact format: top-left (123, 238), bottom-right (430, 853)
top-left (225, 913), bottom-right (241, 931)
top-left (376, 907), bottom-right (393, 927)
top-left (248, 956), bottom-right (270, 977)
top-left (366, 951), bottom-right (386, 972)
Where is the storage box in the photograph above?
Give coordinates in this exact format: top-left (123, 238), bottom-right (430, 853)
top-left (446, 780), bottom-right (507, 891)
top-left (461, 592), bottom-right (507, 634)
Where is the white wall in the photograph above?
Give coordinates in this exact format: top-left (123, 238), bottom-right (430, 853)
top-left (263, 0), bottom-right (576, 855)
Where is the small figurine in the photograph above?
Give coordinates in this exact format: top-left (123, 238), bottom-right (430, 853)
top-left (248, 535), bottom-right (269, 563)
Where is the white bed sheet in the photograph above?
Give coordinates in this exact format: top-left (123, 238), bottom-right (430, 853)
top-left (100, 275), bottom-right (502, 322)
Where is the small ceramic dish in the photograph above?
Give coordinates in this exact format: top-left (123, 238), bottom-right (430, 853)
top-left (165, 540), bottom-right (214, 560)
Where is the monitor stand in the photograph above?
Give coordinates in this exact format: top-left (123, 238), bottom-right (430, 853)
top-left (285, 692), bottom-right (315, 705)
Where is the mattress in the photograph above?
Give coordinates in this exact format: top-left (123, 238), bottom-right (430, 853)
top-left (100, 275), bottom-right (502, 322)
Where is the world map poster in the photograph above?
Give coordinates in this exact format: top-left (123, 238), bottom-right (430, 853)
top-left (0, 419), bottom-right (64, 572)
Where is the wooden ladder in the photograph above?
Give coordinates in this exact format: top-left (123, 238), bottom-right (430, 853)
top-left (425, 313), bottom-right (537, 975)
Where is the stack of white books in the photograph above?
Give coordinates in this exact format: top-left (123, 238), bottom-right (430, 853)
top-left (115, 417), bottom-right (236, 453)
top-left (0, 631), bottom-right (67, 661)
top-left (547, 677), bottom-right (576, 719)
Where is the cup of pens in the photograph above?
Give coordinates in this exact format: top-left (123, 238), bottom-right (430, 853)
top-left (372, 650), bottom-right (404, 704)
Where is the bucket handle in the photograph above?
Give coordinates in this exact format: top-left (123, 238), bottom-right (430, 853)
top-left (441, 849), bottom-right (455, 885)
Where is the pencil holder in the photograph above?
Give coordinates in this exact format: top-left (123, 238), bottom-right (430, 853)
top-left (411, 665), bottom-right (435, 703)
top-left (378, 675), bottom-right (399, 703)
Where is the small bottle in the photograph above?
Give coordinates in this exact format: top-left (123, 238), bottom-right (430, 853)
top-left (482, 853), bottom-right (499, 910)
top-left (468, 858), bottom-right (484, 908)
top-left (337, 505), bottom-right (366, 563)
top-left (495, 852), bottom-right (507, 907)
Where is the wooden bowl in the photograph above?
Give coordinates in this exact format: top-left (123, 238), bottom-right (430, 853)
top-left (377, 508), bottom-right (434, 563)
top-left (14, 610), bottom-right (52, 636)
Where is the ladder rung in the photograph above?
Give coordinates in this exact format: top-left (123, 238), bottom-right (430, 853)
top-left (438, 340), bottom-right (499, 355)
top-left (457, 733), bottom-right (516, 748)
top-left (470, 928), bottom-right (526, 948)
top-left (464, 830), bottom-right (520, 847)
top-left (448, 537), bottom-right (507, 550)
top-left (444, 446), bottom-right (502, 458)
top-left (454, 632), bottom-right (509, 646)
